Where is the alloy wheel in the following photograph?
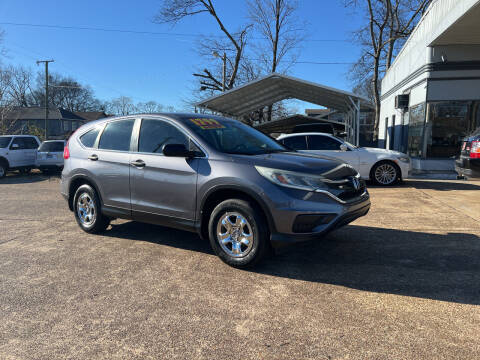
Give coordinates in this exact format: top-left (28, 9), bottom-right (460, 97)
top-left (76, 192), bottom-right (96, 226)
top-left (374, 163), bottom-right (397, 185)
top-left (216, 212), bottom-right (254, 258)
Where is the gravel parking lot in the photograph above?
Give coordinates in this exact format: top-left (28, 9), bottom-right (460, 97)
top-left (1, 173), bottom-right (479, 359)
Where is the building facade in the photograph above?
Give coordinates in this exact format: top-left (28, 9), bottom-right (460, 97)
top-left (379, 0), bottom-right (480, 171)
top-left (1, 107), bottom-right (108, 139)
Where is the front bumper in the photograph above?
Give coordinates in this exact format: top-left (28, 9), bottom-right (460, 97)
top-left (268, 189), bottom-right (371, 248)
top-left (396, 160), bottom-right (411, 179)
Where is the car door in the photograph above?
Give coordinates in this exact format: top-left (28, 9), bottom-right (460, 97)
top-left (90, 118), bottom-right (136, 212)
top-left (22, 137), bottom-right (40, 166)
top-left (8, 137), bottom-right (28, 167)
top-left (306, 135), bottom-right (360, 169)
top-left (130, 118), bottom-right (200, 222)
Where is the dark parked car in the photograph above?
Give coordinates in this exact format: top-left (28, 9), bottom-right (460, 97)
top-left (456, 130), bottom-right (480, 179)
top-left (61, 114), bottom-right (370, 267)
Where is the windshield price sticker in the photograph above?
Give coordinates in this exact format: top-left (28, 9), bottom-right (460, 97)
top-left (190, 118), bottom-right (225, 130)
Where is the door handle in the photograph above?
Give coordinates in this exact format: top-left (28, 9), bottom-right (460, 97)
top-left (88, 154), bottom-right (98, 161)
top-left (130, 159), bottom-right (146, 168)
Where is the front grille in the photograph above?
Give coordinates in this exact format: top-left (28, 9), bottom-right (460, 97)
top-left (326, 176), bottom-right (367, 202)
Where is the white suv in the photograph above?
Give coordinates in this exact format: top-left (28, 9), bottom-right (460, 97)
top-left (0, 135), bottom-right (41, 178)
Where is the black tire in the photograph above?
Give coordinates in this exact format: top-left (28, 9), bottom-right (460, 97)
top-left (73, 184), bottom-right (110, 233)
top-left (208, 199), bottom-right (269, 268)
top-left (370, 161), bottom-right (400, 186)
top-left (0, 161), bottom-right (6, 178)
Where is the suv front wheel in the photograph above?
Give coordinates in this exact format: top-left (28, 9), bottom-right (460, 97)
top-left (73, 184), bottom-right (110, 233)
top-left (0, 161), bottom-right (6, 178)
top-left (208, 199), bottom-right (269, 268)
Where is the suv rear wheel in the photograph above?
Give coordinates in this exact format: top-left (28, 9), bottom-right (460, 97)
top-left (73, 184), bottom-right (110, 233)
top-left (208, 199), bottom-right (269, 268)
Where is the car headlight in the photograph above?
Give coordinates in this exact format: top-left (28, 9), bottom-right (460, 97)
top-left (255, 166), bottom-right (331, 192)
top-left (397, 156), bottom-right (410, 163)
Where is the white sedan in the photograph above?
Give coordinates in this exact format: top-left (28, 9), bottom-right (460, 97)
top-left (277, 132), bottom-right (411, 186)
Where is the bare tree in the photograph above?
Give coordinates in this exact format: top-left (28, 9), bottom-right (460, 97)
top-left (154, 0), bottom-right (250, 93)
top-left (136, 101), bottom-right (164, 113)
top-left (247, 0), bottom-right (304, 122)
top-left (3, 66), bottom-right (36, 106)
top-left (104, 96), bottom-right (136, 116)
top-left (248, 0), bottom-right (303, 74)
top-left (347, 0), bottom-right (431, 139)
top-left (0, 69), bottom-right (19, 135)
top-left (33, 73), bottom-right (102, 112)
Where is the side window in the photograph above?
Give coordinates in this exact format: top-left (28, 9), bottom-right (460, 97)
top-left (308, 135), bottom-right (342, 150)
top-left (98, 120), bottom-right (135, 151)
top-left (80, 128), bottom-right (101, 148)
top-left (282, 136), bottom-right (307, 150)
top-left (138, 119), bottom-right (188, 154)
top-left (10, 137), bottom-right (26, 150)
top-left (24, 137), bottom-right (39, 149)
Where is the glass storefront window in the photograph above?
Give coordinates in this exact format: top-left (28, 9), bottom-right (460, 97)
top-left (427, 101), bottom-right (471, 158)
top-left (407, 103), bottom-right (426, 157)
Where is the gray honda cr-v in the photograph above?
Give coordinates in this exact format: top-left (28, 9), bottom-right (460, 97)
top-left (61, 114), bottom-right (370, 267)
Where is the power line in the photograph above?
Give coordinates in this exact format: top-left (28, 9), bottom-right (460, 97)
top-left (0, 21), bottom-right (350, 42)
top-left (7, 43), bottom-right (152, 102)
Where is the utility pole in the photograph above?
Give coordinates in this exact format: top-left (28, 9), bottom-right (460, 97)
top-left (213, 51), bottom-right (227, 92)
top-left (36, 60), bottom-right (54, 139)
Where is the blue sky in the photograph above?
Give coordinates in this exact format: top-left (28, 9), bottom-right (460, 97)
top-left (0, 0), bottom-right (364, 112)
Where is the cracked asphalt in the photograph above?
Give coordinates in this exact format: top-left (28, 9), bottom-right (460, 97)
top-left (1, 173), bottom-right (480, 359)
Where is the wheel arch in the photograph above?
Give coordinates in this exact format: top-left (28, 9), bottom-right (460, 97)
top-left (68, 175), bottom-right (103, 211)
top-left (0, 156), bottom-right (9, 169)
top-left (199, 186), bottom-right (275, 241)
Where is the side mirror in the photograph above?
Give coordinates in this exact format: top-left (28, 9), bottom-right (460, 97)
top-left (11, 143), bottom-right (19, 149)
top-left (162, 143), bottom-right (194, 158)
top-left (340, 144), bottom-right (348, 152)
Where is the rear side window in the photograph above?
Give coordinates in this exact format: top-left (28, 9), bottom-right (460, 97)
top-left (282, 136), bottom-right (307, 150)
top-left (98, 119), bottom-right (135, 152)
top-left (138, 119), bottom-right (188, 153)
top-left (39, 142), bottom-right (65, 152)
top-left (80, 128), bottom-right (101, 148)
top-left (23, 137), bottom-right (39, 149)
top-left (308, 135), bottom-right (342, 150)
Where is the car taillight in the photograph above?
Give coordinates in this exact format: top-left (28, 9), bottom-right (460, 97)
top-left (471, 141), bottom-right (480, 159)
top-left (63, 141), bottom-right (70, 159)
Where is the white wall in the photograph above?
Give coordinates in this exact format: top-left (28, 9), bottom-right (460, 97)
top-left (382, 0), bottom-right (480, 94)
top-left (428, 79), bottom-right (480, 101)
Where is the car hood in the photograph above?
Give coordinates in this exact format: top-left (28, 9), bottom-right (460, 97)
top-left (358, 147), bottom-right (406, 157)
top-left (231, 151), bottom-right (357, 178)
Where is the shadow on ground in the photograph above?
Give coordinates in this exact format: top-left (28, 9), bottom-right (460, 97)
top-left (405, 180), bottom-right (480, 191)
top-left (0, 171), bottom-right (61, 184)
top-left (104, 221), bottom-right (480, 305)
top-left (366, 179), bottom-right (480, 191)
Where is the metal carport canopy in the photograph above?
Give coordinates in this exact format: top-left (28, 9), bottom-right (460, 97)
top-left (195, 73), bottom-right (370, 116)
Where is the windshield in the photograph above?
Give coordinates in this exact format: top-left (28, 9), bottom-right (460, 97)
top-left (184, 117), bottom-right (288, 155)
top-left (38, 141), bottom-right (65, 152)
top-left (0, 137), bottom-right (12, 148)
